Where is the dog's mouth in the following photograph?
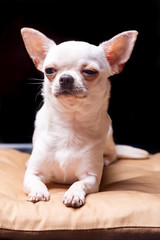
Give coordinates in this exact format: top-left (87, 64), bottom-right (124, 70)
top-left (54, 89), bottom-right (87, 99)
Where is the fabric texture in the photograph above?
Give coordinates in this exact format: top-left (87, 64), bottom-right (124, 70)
top-left (0, 148), bottom-right (160, 239)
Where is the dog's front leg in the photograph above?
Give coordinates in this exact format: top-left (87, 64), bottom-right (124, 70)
top-left (63, 175), bottom-right (100, 208)
top-left (24, 148), bottom-right (50, 202)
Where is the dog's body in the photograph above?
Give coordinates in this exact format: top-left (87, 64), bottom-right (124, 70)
top-left (21, 28), bottom-right (148, 207)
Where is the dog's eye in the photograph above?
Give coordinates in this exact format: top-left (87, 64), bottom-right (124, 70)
top-left (83, 70), bottom-right (98, 75)
top-left (45, 68), bottom-right (56, 75)
top-left (82, 69), bottom-right (99, 81)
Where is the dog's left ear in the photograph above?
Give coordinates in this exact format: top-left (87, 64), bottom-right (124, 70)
top-left (21, 28), bottom-right (55, 71)
top-left (100, 31), bottom-right (138, 75)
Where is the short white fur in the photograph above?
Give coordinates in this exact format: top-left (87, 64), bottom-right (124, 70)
top-left (21, 28), bottom-right (149, 207)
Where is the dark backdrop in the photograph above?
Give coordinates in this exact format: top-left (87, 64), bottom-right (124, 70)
top-left (0, 0), bottom-right (160, 152)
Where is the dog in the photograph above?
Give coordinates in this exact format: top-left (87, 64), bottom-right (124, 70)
top-left (21, 28), bottom-right (149, 207)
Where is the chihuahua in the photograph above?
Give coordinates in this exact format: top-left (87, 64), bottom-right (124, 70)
top-left (21, 28), bottom-right (148, 207)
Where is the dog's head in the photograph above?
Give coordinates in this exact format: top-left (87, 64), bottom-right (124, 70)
top-left (21, 28), bottom-right (138, 105)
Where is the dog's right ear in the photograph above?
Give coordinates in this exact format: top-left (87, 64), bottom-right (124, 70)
top-left (21, 28), bottom-right (55, 71)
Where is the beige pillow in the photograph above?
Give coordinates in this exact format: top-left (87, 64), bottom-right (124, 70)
top-left (0, 148), bottom-right (160, 239)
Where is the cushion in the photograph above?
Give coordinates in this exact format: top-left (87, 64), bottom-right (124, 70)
top-left (1, 148), bottom-right (160, 239)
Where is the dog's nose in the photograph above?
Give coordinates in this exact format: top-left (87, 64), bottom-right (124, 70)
top-left (59, 74), bottom-right (74, 89)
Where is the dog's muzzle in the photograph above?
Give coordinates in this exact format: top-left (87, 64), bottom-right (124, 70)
top-left (55, 74), bottom-right (87, 98)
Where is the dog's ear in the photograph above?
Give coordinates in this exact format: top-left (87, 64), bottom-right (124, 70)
top-left (100, 31), bottom-right (138, 75)
top-left (21, 28), bottom-right (55, 71)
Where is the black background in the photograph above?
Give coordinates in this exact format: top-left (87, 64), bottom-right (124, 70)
top-left (0, 0), bottom-right (160, 153)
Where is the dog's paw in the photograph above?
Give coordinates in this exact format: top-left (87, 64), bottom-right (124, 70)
top-left (27, 190), bottom-right (50, 203)
top-left (63, 191), bottom-right (85, 208)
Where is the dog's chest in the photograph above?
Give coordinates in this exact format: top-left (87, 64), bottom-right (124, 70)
top-left (41, 127), bottom-right (88, 184)
top-left (35, 109), bottom-right (104, 184)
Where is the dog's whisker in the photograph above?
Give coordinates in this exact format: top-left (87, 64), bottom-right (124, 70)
top-left (26, 78), bottom-right (44, 85)
top-left (28, 78), bottom-right (44, 81)
top-left (35, 88), bottom-right (42, 102)
top-left (37, 98), bottom-right (44, 110)
top-left (27, 83), bottom-right (43, 85)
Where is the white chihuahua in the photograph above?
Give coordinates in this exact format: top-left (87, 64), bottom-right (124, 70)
top-left (21, 28), bottom-right (148, 207)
